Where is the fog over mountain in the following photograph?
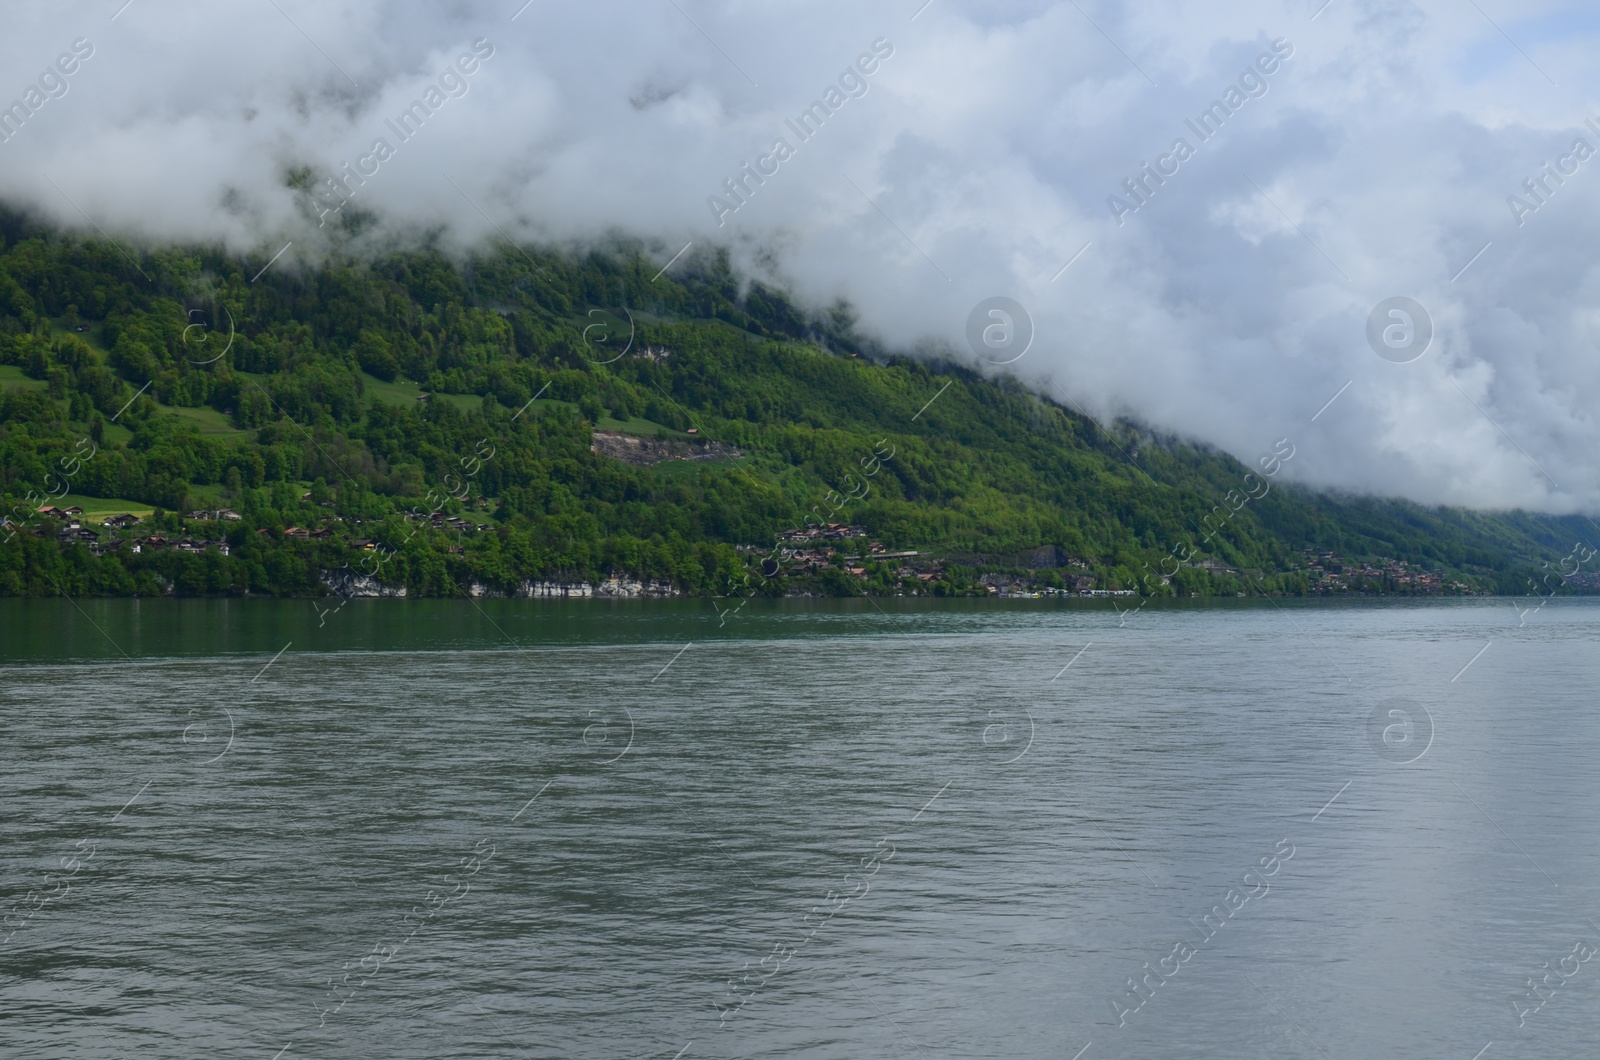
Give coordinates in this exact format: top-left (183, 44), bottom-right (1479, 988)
top-left (3, 0), bottom-right (1597, 512)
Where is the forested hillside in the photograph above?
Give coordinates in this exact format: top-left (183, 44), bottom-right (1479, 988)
top-left (0, 208), bottom-right (1590, 599)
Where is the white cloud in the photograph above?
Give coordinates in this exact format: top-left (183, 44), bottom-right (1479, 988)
top-left (2, 0), bottom-right (1597, 512)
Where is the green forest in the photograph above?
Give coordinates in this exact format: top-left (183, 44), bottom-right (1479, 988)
top-left (0, 206), bottom-right (1593, 600)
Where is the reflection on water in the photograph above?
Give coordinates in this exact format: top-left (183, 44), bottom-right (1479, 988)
top-left (1, 597), bottom-right (1598, 1058)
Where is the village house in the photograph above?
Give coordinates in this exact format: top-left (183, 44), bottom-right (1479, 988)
top-left (779, 523), bottom-right (868, 544)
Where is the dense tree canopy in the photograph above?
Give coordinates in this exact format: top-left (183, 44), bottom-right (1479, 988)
top-left (0, 208), bottom-right (1591, 599)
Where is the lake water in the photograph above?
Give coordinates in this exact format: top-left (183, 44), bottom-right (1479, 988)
top-left (2, 596), bottom-right (1598, 1058)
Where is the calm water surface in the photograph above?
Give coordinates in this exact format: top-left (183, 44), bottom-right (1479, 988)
top-left (2, 596), bottom-right (1598, 1058)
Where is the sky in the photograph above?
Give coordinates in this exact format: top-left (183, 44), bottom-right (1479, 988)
top-left (2, 0), bottom-right (1598, 513)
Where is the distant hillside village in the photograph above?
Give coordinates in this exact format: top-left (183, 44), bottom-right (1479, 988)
top-left (1301, 550), bottom-right (1477, 595)
top-left (4, 502), bottom-right (1514, 600)
top-left (5, 500), bottom-right (500, 561)
top-left (13, 504), bottom-right (243, 557)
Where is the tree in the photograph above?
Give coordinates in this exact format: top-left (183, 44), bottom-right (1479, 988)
top-left (354, 329), bottom-right (399, 381)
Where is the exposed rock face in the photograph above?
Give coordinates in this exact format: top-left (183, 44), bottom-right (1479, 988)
top-left (590, 430), bottom-right (742, 467)
top-left (320, 570), bottom-right (408, 598)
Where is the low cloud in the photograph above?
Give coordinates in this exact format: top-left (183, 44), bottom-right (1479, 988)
top-left (2, 0), bottom-right (1598, 513)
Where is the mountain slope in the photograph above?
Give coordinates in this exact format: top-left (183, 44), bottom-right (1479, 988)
top-left (0, 210), bottom-right (1591, 599)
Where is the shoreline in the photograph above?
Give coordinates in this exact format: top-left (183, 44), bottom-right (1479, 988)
top-left (0, 586), bottom-right (1573, 601)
